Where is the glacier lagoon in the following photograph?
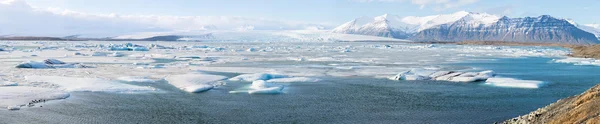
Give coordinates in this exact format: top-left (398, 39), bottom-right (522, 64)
top-left (1, 41), bottom-right (599, 123)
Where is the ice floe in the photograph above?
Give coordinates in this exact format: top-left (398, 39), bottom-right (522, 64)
top-left (117, 76), bottom-right (159, 83)
top-left (164, 73), bottom-right (228, 93)
top-left (484, 78), bottom-right (547, 89)
top-left (229, 80), bottom-right (285, 94)
top-left (16, 59), bottom-right (94, 69)
top-left (108, 43), bottom-right (149, 51)
top-left (265, 77), bottom-right (320, 83)
top-left (1, 81), bottom-right (17, 86)
top-left (553, 57), bottom-right (600, 66)
top-left (228, 73), bottom-right (290, 82)
top-left (390, 69), bottom-right (495, 83)
top-left (0, 86), bottom-right (70, 109)
top-left (25, 76), bottom-right (156, 93)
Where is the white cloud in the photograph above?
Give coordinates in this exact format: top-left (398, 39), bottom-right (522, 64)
top-left (0, 0), bottom-right (328, 37)
top-left (355, 0), bottom-right (479, 9)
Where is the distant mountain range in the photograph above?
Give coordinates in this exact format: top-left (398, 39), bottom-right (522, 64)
top-left (332, 11), bottom-right (600, 44)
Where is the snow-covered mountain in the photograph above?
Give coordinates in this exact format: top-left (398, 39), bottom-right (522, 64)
top-left (332, 14), bottom-right (411, 39)
top-left (333, 11), bottom-right (600, 44)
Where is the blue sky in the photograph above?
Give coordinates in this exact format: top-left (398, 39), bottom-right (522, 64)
top-left (23, 0), bottom-right (600, 25)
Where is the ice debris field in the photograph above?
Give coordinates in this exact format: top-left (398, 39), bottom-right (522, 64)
top-left (0, 39), bottom-right (590, 110)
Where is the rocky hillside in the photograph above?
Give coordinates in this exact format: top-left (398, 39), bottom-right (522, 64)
top-left (569, 45), bottom-right (600, 59)
top-left (502, 84), bottom-right (600, 124)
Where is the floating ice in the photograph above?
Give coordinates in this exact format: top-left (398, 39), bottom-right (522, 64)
top-left (229, 73), bottom-right (290, 82)
top-left (16, 59), bottom-right (94, 69)
top-left (15, 61), bottom-right (49, 68)
top-left (1, 81), bottom-right (17, 86)
top-left (230, 80), bottom-right (284, 94)
top-left (25, 76), bottom-right (156, 93)
top-left (484, 78), bottom-right (547, 88)
top-left (117, 76), bottom-right (159, 83)
top-left (553, 57), bottom-right (600, 66)
top-left (390, 69), bottom-right (495, 83)
top-left (165, 73), bottom-right (228, 93)
top-left (0, 86), bottom-right (70, 109)
top-left (266, 77), bottom-right (320, 83)
top-left (43, 59), bottom-right (66, 64)
top-left (109, 43), bottom-right (149, 51)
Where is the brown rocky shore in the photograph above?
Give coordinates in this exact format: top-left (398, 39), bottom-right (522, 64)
top-left (501, 84), bottom-right (600, 124)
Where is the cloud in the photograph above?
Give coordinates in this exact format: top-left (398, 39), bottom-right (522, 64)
top-left (355, 0), bottom-right (479, 9)
top-left (0, 0), bottom-right (328, 37)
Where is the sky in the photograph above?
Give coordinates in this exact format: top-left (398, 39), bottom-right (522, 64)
top-left (23, 0), bottom-right (600, 24)
top-left (1, 0), bottom-right (599, 37)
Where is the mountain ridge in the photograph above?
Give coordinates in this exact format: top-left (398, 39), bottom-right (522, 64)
top-left (332, 11), bottom-right (600, 44)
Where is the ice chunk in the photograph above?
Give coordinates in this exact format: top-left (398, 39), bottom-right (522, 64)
top-left (434, 72), bottom-right (465, 81)
top-left (231, 80), bottom-right (284, 94)
top-left (553, 57), bottom-right (600, 66)
top-left (485, 78), bottom-right (547, 88)
top-left (16, 61), bottom-right (49, 68)
top-left (229, 73), bottom-right (290, 82)
top-left (0, 86), bottom-right (70, 108)
top-left (1, 81), bottom-right (17, 86)
top-left (391, 69), bottom-right (496, 83)
top-left (266, 77), bottom-right (320, 83)
top-left (16, 59), bottom-right (93, 69)
top-left (7, 106), bottom-right (20, 110)
top-left (44, 59), bottom-right (66, 64)
top-left (25, 76), bottom-right (156, 93)
top-left (117, 76), bottom-right (158, 83)
top-left (165, 73), bottom-right (228, 93)
top-left (248, 86), bottom-right (284, 94)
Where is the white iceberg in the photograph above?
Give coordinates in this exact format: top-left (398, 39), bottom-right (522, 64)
top-left (15, 61), bottom-right (49, 68)
top-left (25, 76), bottom-right (156, 93)
top-left (553, 57), bottom-right (600, 66)
top-left (485, 78), bottom-right (547, 89)
top-left (265, 77), bottom-right (320, 83)
top-left (1, 81), bottom-right (17, 86)
top-left (165, 73), bottom-right (228, 93)
top-left (117, 76), bottom-right (159, 83)
top-left (229, 73), bottom-right (290, 82)
top-left (230, 80), bottom-right (284, 94)
top-left (16, 59), bottom-right (94, 69)
top-left (391, 69), bottom-right (495, 83)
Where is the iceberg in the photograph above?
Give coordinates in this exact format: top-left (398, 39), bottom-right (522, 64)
top-left (553, 57), bottom-right (600, 66)
top-left (229, 73), bottom-right (290, 82)
top-left (485, 78), bottom-right (547, 89)
top-left (25, 76), bottom-right (156, 93)
top-left (230, 80), bottom-right (285, 94)
top-left (390, 69), bottom-right (495, 83)
top-left (117, 76), bottom-right (159, 83)
top-left (108, 43), bottom-right (149, 51)
top-left (165, 73), bottom-right (228, 93)
top-left (1, 81), bottom-right (17, 86)
top-left (265, 77), bottom-right (320, 83)
top-left (15, 61), bottom-right (49, 68)
top-left (16, 59), bottom-right (94, 69)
